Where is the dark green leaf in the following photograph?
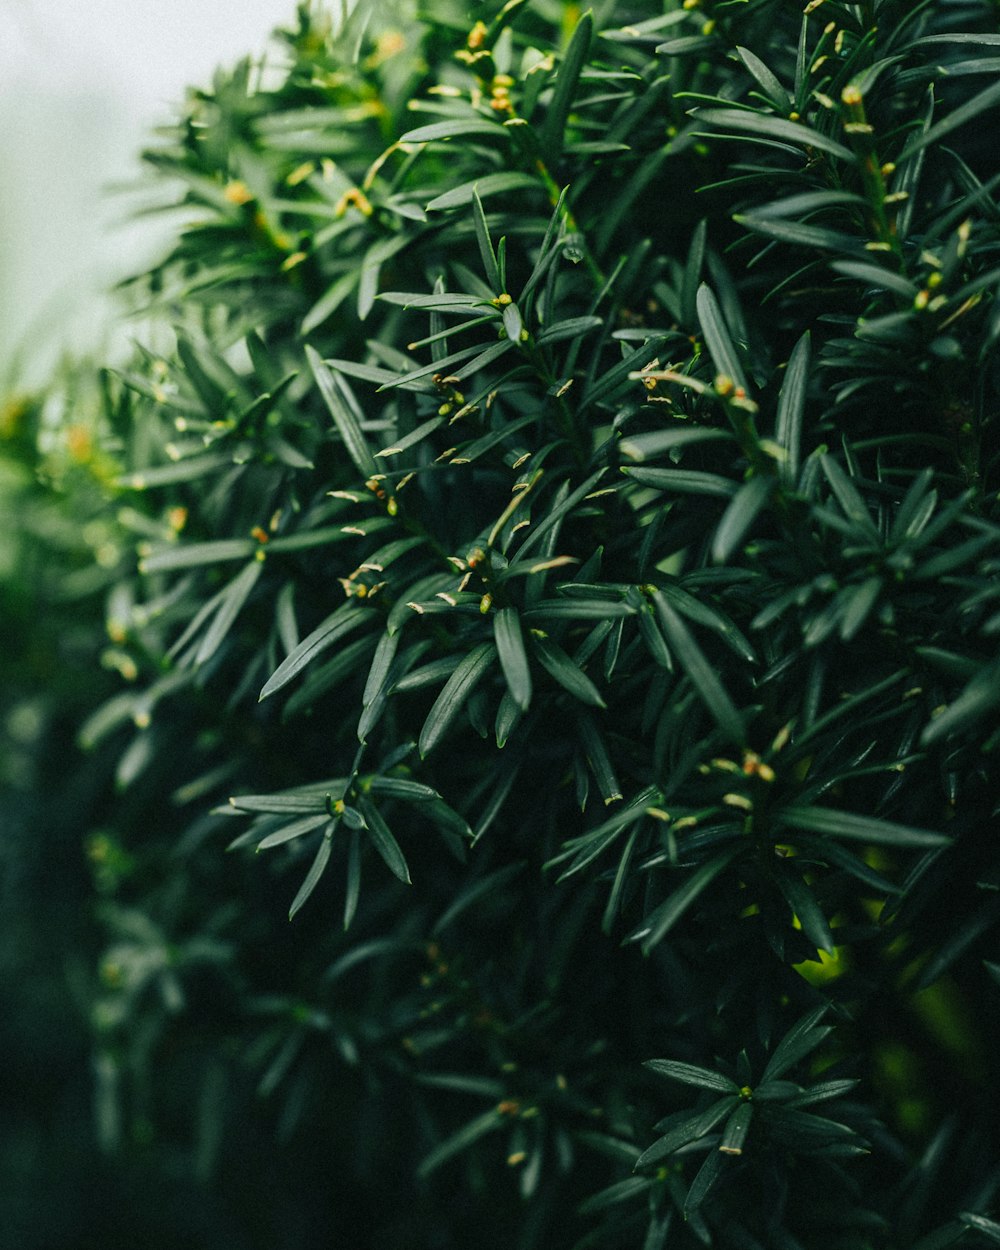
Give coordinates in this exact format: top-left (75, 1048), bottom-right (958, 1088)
top-left (794, 835), bottom-right (902, 895)
top-left (750, 189), bottom-right (866, 219)
top-left (785, 1079), bottom-right (859, 1109)
top-left (692, 107), bottom-right (853, 161)
top-left (921, 661), bottom-right (1000, 745)
top-left (357, 795), bottom-right (411, 885)
top-left (516, 468), bottom-right (606, 558)
top-left (774, 863), bottom-right (836, 955)
top-left (634, 1097), bottom-right (737, 1170)
top-left (536, 316), bottom-right (603, 345)
top-left (577, 1177), bottom-right (650, 1215)
top-left (494, 606), bottom-right (532, 711)
top-left (471, 187), bottom-right (502, 292)
top-left (417, 1109), bottom-right (503, 1178)
top-left (820, 456), bottom-right (878, 537)
top-left (684, 1147), bottom-right (726, 1218)
top-left (419, 643), bottom-right (497, 756)
top-left (577, 712), bottom-right (622, 804)
top-left (778, 805), bottom-right (949, 849)
top-left (581, 339), bottom-right (666, 412)
top-left (288, 831), bottom-right (333, 920)
top-left (910, 1222), bottom-right (966, 1250)
top-left (712, 475), bottom-right (773, 563)
top-left (622, 467), bottom-right (738, 498)
top-left (400, 118), bottom-right (509, 144)
top-left (302, 271), bottom-right (358, 336)
top-left (375, 416), bottom-right (446, 461)
top-left (718, 1101), bottom-right (753, 1155)
top-left (602, 822), bottom-right (641, 935)
top-left (342, 829), bottom-right (361, 931)
top-left (961, 1213), bottom-right (1000, 1244)
top-left (528, 598), bottom-right (635, 620)
top-left (117, 453), bottom-right (233, 491)
top-left (619, 426), bottom-right (733, 461)
top-left (900, 77), bottom-right (1000, 162)
top-left (839, 576), bottom-right (881, 642)
top-left (760, 1006), bottom-right (831, 1084)
top-left (362, 630), bottom-right (400, 708)
top-left (139, 539), bottom-right (254, 574)
top-left (230, 791), bottom-right (330, 814)
top-left (195, 559), bottom-right (262, 665)
top-left (379, 291), bottom-right (490, 311)
top-left (534, 636), bottom-right (604, 707)
top-left (539, 10), bottom-right (594, 157)
top-left (831, 260), bottom-right (919, 298)
top-left (306, 346), bottom-right (378, 479)
top-left (653, 596), bottom-right (745, 745)
top-left (734, 214), bottom-right (860, 253)
top-left (368, 777), bottom-right (438, 802)
top-left (654, 583), bottom-right (755, 664)
top-left (643, 1060), bottom-right (740, 1094)
top-left (915, 896), bottom-right (1000, 990)
top-left (775, 331), bottom-right (810, 485)
top-left (433, 863), bottom-right (525, 935)
top-left (259, 603), bottom-right (368, 701)
top-left (632, 845), bottom-right (743, 952)
top-left (735, 47), bottom-right (791, 109)
top-left (257, 813), bottom-right (332, 851)
top-left (426, 172), bottom-right (539, 212)
top-left (696, 284), bottom-right (749, 392)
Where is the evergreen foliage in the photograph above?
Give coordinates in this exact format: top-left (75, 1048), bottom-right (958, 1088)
top-left (8, 0), bottom-right (1000, 1245)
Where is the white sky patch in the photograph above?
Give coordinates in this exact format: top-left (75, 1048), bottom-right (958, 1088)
top-left (1, 0), bottom-right (299, 380)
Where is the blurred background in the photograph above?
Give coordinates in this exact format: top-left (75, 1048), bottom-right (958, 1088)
top-left (0, 0), bottom-right (297, 385)
top-left (0, 5), bottom-right (309, 1247)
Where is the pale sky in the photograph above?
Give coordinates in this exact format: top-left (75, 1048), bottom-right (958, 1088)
top-left (0, 0), bottom-right (301, 380)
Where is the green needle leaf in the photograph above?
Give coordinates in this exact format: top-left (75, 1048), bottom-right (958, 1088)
top-left (691, 107), bottom-right (853, 161)
top-left (761, 1007), bottom-right (832, 1084)
top-left (696, 284), bottom-right (749, 393)
top-left (642, 1060), bottom-right (740, 1093)
top-left (632, 845), bottom-right (742, 952)
top-left (357, 795), bottom-right (411, 884)
top-left (539, 10), bottom-right (594, 158)
top-left (195, 559), bottom-right (262, 666)
top-left (684, 1147), bottom-right (726, 1218)
top-left (775, 330), bottom-right (810, 485)
top-left (712, 475), bottom-right (773, 563)
top-left (419, 643), bottom-right (497, 756)
top-left (289, 830), bottom-right (333, 920)
top-left (775, 863), bottom-right (836, 955)
top-left (778, 805), bottom-right (949, 849)
top-left (652, 595), bottom-right (745, 745)
top-left (306, 345), bottom-right (378, 479)
top-left (399, 118), bottom-right (509, 144)
top-left (259, 603), bottom-right (368, 701)
top-left (471, 187), bottom-right (502, 292)
top-left (900, 77), bottom-right (1000, 162)
top-left (718, 1101), bottom-right (753, 1156)
top-left (494, 607), bottom-right (533, 711)
top-left (633, 1097), bottom-right (737, 1170)
top-left (535, 637), bottom-right (605, 707)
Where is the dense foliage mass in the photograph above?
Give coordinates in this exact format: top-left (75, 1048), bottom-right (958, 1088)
top-left (5, 0), bottom-right (1000, 1245)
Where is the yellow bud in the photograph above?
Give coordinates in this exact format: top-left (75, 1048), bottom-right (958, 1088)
top-left (714, 374), bottom-right (735, 397)
top-left (223, 180), bottom-right (253, 205)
